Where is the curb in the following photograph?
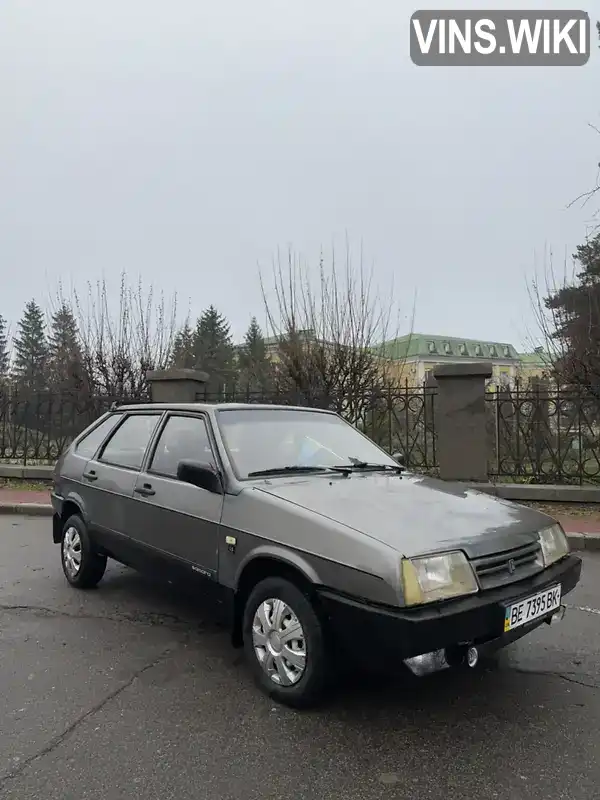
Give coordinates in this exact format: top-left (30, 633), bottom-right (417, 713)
top-left (0, 503), bottom-right (53, 517)
top-left (1, 503), bottom-right (600, 551)
top-left (566, 532), bottom-right (600, 552)
top-left (465, 482), bottom-right (600, 504)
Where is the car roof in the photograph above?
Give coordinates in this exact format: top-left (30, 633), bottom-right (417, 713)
top-left (114, 402), bottom-right (338, 415)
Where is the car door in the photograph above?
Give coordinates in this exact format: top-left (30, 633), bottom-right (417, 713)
top-left (59, 412), bottom-right (125, 511)
top-left (81, 411), bottom-right (164, 561)
top-left (130, 412), bottom-right (224, 581)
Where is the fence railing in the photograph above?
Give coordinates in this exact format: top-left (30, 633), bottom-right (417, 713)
top-left (4, 383), bottom-right (600, 484)
top-left (0, 391), bottom-right (138, 466)
top-left (486, 385), bottom-right (600, 485)
top-left (0, 385), bottom-right (438, 473)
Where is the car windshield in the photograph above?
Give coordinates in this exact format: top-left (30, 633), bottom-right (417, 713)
top-left (216, 408), bottom-right (398, 479)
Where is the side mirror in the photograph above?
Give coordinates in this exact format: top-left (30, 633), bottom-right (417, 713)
top-left (392, 451), bottom-right (405, 466)
top-left (177, 460), bottom-right (223, 494)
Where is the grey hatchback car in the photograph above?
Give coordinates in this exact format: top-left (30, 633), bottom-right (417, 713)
top-left (52, 403), bottom-right (582, 707)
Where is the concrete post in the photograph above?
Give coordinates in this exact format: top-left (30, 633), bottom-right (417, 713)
top-left (146, 369), bottom-right (209, 404)
top-left (433, 362), bottom-right (493, 482)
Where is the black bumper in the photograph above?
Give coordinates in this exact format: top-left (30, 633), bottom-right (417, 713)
top-left (318, 554), bottom-right (582, 668)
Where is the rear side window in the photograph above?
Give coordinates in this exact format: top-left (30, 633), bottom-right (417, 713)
top-left (99, 414), bottom-right (161, 470)
top-left (75, 414), bottom-right (123, 460)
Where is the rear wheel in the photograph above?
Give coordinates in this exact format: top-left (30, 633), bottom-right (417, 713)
top-left (61, 514), bottom-right (107, 589)
top-left (242, 576), bottom-right (330, 708)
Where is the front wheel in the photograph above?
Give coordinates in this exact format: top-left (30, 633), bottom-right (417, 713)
top-left (61, 515), bottom-right (107, 589)
top-left (242, 577), bottom-right (330, 708)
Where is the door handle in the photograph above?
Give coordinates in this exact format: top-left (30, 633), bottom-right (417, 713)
top-left (83, 470), bottom-right (98, 482)
top-left (134, 484), bottom-right (156, 497)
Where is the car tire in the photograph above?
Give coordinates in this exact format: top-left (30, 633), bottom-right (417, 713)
top-left (242, 576), bottom-right (330, 709)
top-left (60, 514), bottom-right (107, 589)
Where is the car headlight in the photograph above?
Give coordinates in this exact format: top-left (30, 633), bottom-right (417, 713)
top-left (537, 523), bottom-right (570, 567)
top-left (401, 551), bottom-right (479, 606)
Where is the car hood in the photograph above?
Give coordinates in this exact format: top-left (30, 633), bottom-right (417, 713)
top-left (254, 472), bottom-right (554, 559)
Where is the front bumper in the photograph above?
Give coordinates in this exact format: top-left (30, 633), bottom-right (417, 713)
top-left (317, 554), bottom-right (582, 670)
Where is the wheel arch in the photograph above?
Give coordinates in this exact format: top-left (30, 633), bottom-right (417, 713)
top-left (53, 495), bottom-right (86, 543)
top-left (231, 546), bottom-right (322, 647)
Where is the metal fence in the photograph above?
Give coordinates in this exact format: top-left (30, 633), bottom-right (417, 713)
top-left (486, 385), bottom-right (600, 485)
top-left (0, 390), bottom-right (135, 465)
top-left (0, 385), bottom-right (438, 472)
top-left (5, 383), bottom-right (600, 484)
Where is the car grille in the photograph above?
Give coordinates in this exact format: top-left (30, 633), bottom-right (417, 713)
top-left (471, 541), bottom-right (543, 590)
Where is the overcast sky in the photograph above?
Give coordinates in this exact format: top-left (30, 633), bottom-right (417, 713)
top-left (1, 0), bottom-right (598, 349)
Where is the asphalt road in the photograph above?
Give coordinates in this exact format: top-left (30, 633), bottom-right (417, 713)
top-left (1, 516), bottom-right (599, 800)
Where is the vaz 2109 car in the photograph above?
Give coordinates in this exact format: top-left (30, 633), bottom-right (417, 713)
top-left (52, 403), bottom-right (582, 707)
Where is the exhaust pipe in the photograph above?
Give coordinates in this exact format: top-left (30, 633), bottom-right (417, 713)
top-left (404, 644), bottom-right (481, 676)
top-left (444, 643), bottom-right (479, 668)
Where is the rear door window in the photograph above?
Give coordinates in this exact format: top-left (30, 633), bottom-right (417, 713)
top-left (75, 414), bottom-right (124, 459)
top-left (99, 414), bottom-right (162, 471)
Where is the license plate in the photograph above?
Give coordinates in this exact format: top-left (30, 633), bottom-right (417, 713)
top-left (504, 585), bottom-right (561, 632)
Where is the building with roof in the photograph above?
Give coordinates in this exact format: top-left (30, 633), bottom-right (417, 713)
top-left (516, 347), bottom-right (554, 381)
top-left (235, 328), bottom-right (555, 389)
top-left (379, 334), bottom-right (524, 386)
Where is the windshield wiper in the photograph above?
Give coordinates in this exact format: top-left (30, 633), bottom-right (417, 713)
top-left (247, 465), bottom-right (343, 478)
top-left (247, 460), bottom-right (404, 478)
top-left (342, 458), bottom-right (404, 473)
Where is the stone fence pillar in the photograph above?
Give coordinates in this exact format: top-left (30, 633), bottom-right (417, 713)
top-left (146, 369), bottom-right (209, 403)
top-left (432, 362), bottom-right (493, 482)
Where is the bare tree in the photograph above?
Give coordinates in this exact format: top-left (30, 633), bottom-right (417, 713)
top-left (526, 24), bottom-right (600, 392)
top-left (55, 272), bottom-right (179, 400)
top-left (567, 130), bottom-right (600, 233)
top-left (566, 23), bottom-right (600, 231)
top-left (526, 246), bottom-right (570, 382)
top-left (260, 243), bottom-right (410, 425)
top-left (0, 315), bottom-right (12, 384)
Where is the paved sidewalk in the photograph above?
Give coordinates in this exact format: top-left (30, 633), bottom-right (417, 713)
top-left (0, 489), bottom-right (51, 506)
top-left (0, 489), bottom-right (53, 517)
top-left (1, 489), bottom-right (600, 550)
top-left (556, 516), bottom-right (600, 533)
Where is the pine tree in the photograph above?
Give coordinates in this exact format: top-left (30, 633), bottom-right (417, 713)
top-left (241, 317), bottom-right (266, 364)
top-left (12, 300), bottom-right (48, 392)
top-left (545, 231), bottom-right (600, 388)
top-left (171, 321), bottom-right (196, 368)
top-left (193, 306), bottom-right (236, 393)
top-left (238, 316), bottom-right (270, 392)
top-left (47, 304), bottom-right (83, 395)
top-left (0, 314), bottom-right (9, 379)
